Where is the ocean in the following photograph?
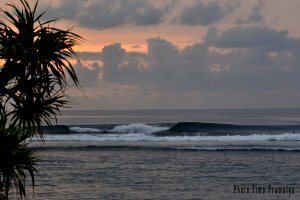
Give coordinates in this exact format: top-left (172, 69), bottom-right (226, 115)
top-left (32, 109), bottom-right (300, 200)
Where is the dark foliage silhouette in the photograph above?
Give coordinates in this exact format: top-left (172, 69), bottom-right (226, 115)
top-left (0, 0), bottom-right (81, 199)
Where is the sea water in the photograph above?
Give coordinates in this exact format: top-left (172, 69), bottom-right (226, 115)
top-left (32, 109), bottom-right (300, 200)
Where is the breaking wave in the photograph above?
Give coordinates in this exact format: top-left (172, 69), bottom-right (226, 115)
top-left (42, 133), bottom-right (300, 142)
top-left (110, 123), bottom-right (169, 133)
top-left (45, 122), bottom-right (300, 135)
top-left (69, 127), bottom-right (103, 133)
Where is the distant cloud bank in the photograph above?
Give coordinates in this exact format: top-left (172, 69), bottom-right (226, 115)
top-left (76, 25), bottom-right (300, 92)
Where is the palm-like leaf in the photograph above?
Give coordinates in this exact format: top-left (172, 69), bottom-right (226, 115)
top-left (0, 0), bottom-right (81, 88)
top-left (9, 76), bottom-right (69, 134)
top-left (0, 0), bottom-right (82, 199)
top-left (0, 126), bottom-right (39, 199)
top-left (0, 0), bottom-right (81, 132)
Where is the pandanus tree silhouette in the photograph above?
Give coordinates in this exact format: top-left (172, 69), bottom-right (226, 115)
top-left (0, 123), bottom-right (38, 199)
top-left (0, 0), bottom-right (81, 199)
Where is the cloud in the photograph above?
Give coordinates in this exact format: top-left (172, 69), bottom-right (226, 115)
top-left (40, 0), bottom-right (242, 28)
top-left (76, 52), bottom-right (101, 61)
top-left (236, 0), bottom-right (266, 24)
top-left (98, 26), bottom-right (300, 93)
top-left (70, 51), bottom-right (102, 86)
top-left (101, 43), bottom-right (146, 84)
top-left (147, 37), bottom-right (179, 62)
top-left (214, 25), bottom-right (300, 51)
top-left (131, 45), bottom-right (141, 49)
top-left (178, 1), bottom-right (239, 26)
top-left (74, 62), bottom-right (101, 87)
top-left (43, 0), bottom-right (169, 29)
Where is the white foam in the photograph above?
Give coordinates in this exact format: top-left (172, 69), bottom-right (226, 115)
top-left (69, 127), bottom-right (102, 133)
top-left (193, 133), bottom-right (300, 141)
top-left (110, 123), bottom-right (169, 133)
top-left (42, 133), bottom-right (300, 142)
top-left (43, 133), bottom-right (151, 142)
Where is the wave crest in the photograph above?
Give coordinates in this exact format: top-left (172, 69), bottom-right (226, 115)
top-left (69, 127), bottom-right (102, 133)
top-left (110, 123), bottom-right (169, 133)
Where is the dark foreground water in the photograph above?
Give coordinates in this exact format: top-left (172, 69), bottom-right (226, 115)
top-left (32, 141), bottom-right (299, 200)
top-left (26, 109), bottom-right (300, 199)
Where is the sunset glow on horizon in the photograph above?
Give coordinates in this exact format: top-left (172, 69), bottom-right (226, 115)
top-left (3, 0), bottom-right (300, 110)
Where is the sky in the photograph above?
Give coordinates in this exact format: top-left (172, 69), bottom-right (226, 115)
top-left (3, 0), bottom-right (300, 110)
